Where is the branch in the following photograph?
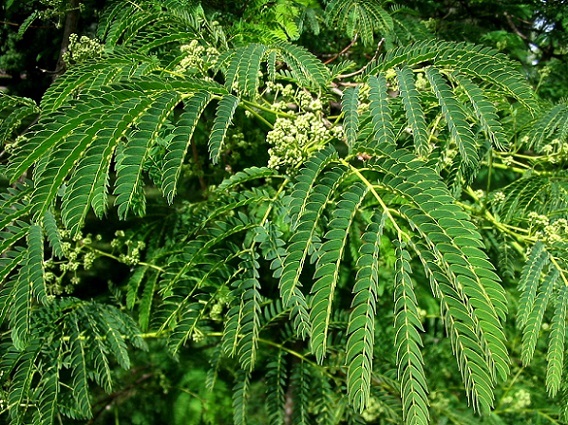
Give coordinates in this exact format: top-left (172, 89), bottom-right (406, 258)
top-left (504, 12), bottom-right (528, 40)
top-left (323, 34), bottom-right (358, 65)
top-left (54, 0), bottom-right (81, 79)
top-left (87, 371), bottom-right (154, 424)
top-left (337, 38), bottom-right (384, 79)
top-left (0, 20), bottom-right (51, 29)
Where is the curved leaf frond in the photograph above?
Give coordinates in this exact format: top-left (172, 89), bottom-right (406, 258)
top-left (546, 285), bottom-right (568, 397)
top-left (346, 216), bottom-right (384, 412)
top-left (114, 91), bottom-right (181, 218)
top-left (396, 67), bottom-right (430, 157)
top-left (342, 86), bottom-right (360, 149)
top-left (394, 242), bottom-right (429, 425)
top-left (425, 67), bottom-right (479, 178)
top-left (0, 94), bottom-right (39, 144)
top-left (367, 73), bottom-right (396, 150)
top-left (370, 40), bottom-right (538, 113)
top-left (280, 147), bottom-right (345, 339)
top-left (162, 91), bottom-right (212, 202)
top-left (209, 94), bottom-right (240, 164)
top-left (310, 181), bottom-right (368, 361)
top-left (325, 0), bottom-right (394, 46)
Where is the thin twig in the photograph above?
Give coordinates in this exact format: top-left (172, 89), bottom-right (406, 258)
top-left (87, 372), bottom-right (154, 424)
top-left (191, 138), bottom-right (208, 194)
top-left (323, 34), bottom-right (358, 65)
top-left (504, 12), bottom-right (528, 40)
top-left (0, 20), bottom-right (51, 29)
top-left (337, 38), bottom-right (384, 79)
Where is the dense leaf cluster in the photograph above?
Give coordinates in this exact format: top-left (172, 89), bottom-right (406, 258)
top-left (1, 0), bottom-right (568, 424)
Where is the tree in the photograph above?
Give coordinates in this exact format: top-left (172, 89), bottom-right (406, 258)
top-left (1, 0), bottom-right (567, 424)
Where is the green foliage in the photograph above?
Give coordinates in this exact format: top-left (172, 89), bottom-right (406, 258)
top-left (1, 1), bottom-right (568, 425)
top-left (325, 0), bottom-right (393, 47)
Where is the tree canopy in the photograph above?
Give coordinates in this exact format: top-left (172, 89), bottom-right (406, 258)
top-left (1, 1), bottom-right (568, 424)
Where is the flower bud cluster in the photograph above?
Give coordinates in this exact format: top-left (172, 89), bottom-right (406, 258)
top-left (44, 230), bottom-right (104, 295)
top-left (38, 0), bottom-right (83, 21)
top-left (528, 212), bottom-right (568, 244)
top-left (44, 223), bottom-right (153, 294)
top-left (415, 72), bottom-right (429, 91)
top-left (361, 396), bottom-right (385, 422)
top-left (112, 230), bottom-right (146, 266)
top-left (63, 34), bottom-right (104, 66)
top-left (209, 288), bottom-right (231, 322)
top-left (501, 156), bottom-right (514, 166)
top-left (355, 83), bottom-right (370, 114)
top-left (191, 328), bottom-right (205, 343)
top-left (266, 87), bottom-right (344, 170)
top-left (265, 82), bottom-right (295, 98)
top-left (297, 90), bottom-right (322, 111)
top-left (528, 211), bottom-right (550, 227)
top-left (437, 148), bottom-right (457, 170)
top-left (4, 135), bottom-right (26, 154)
top-left (267, 111), bottom-right (332, 170)
top-left (473, 189), bottom-right (485, 200)
top-left (541, 138), bottom-right (568, 163)
top-left (490, 191), bottom-right (506, 203)
top-left (501, 388), bottom-right (531, 410)
top-left (175, 40), bottom-right (219, 75)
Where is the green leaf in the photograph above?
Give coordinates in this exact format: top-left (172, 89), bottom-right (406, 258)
top-left (373, 40), bottom-right (538, 113)
top-left (42, 210), bottom-right (63, 258)
top-left (232, 370), bottom-right (251, 425)
top-left (346, 216), bottom-right (384, 412)
top-left (365, 146), bottom-right (507, 410)
top-left (521, 267), bottom-right (558, 365)
top-left (114, 91), bottom-right (181, 219)
top-left (265, 352), bottom-right (287, 425)
top-left (517, 241), bottom-right (548, 328)
top-left (393, 242), bottom-right (429, 425)
top-left (342, 86), bottom-right (360, 149)
top-left (275, 41), bottom-right (330, 88)
top-left (33, 370), bottom-right (59, 425)
top-left (224, 43), bottom-right (268, 96)
top-left (425, 67), bottom-right (479, 177)
top-left (310, 182), bottom-right (368, 362)
top-left (51, 94), bottom-right (156, 232)
top-left (546, 285), bottom-right (568, 397)
top-left (367, 74), bottom-right (396, 149)
top-left (162, 91), bottom-right (212, 203)
top-left (10, 225), bottom-right (45, 350)
top-left (0, 94), bottom-right (39, 142)
top-left (209, 94), bottom-right (239, 164)
top-left (290, 361), bottom-right (311, 425)
top-left (325, 0), bottom-right (393, 46)
top-left (396, 67), bottom-right (430, 157)
top-left (138, 270), bottom-right (158, 332)
top-left (280, 147), bottom-right (342, 339)
top-left (8, 345), bottom-right (41, 423)
top-left (451, 73), bottom-right (508, 150)
top-left (68, 321), bottom-right (92, 418)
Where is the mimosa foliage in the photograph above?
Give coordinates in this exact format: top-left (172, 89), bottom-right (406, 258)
top-left (1, 0), bottom-right (567, 424)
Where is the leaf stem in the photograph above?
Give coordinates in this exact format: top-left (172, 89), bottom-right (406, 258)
top-left (340, 159), bottom-right (410, 240)
top-left (462, 187), bottom-right (535, 245)
top-left (86, 247), bottom-right (166, 273)
top-left (550, 255), bottom-right (568, 288)
top-left (241, 99), bottom-right (296, 119)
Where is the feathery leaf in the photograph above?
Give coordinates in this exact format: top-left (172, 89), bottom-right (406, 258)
top-left (394, 242), bottom-right (429, 425)
top-left (209, 94), bottom-right (239, 164)
top-left (162, 91), bottom-right (212, 202)
top-left (346, 216), bottom-right (384, 412)
top-left (396, 67), bottom-right (430, 157)
top-left (310, 181), bottom-right (368, 361)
